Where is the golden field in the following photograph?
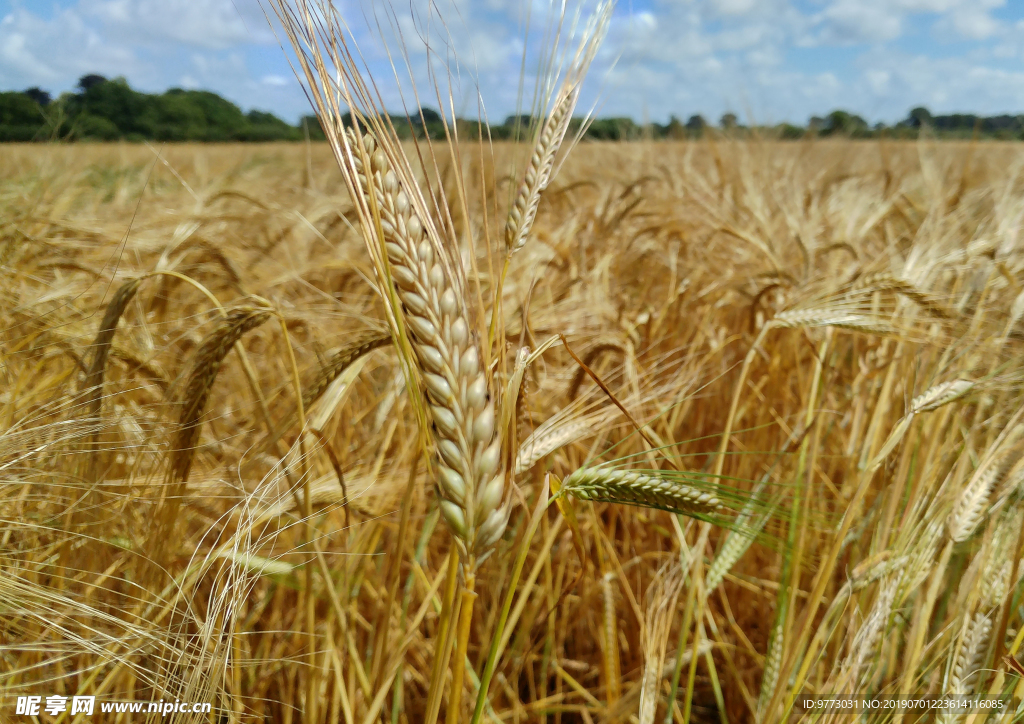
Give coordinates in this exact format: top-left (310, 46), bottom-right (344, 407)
top-left (3, 138), bottom-right (1024, 723)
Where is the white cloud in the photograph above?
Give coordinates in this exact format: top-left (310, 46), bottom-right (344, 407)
top-left (82, 0), bottom-right (271, 49)
top-left (261, 74), bottom-right (289, 86)
top-left (814, 2), bottom-right (904, 44)
top-left (0, 6), bottom-right (135, 88)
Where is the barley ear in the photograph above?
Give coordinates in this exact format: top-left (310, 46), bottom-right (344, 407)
top-left (559, 467), bottom-right (723, 517)
top-left (83, 278), bottom-right (142, 423)
top-left (504, 86), bottom-right (577, 256)
top-left (169, 304), bottom-right (273, 485)
top-left (347, 129), bottom-right (508, 569)
top-left (504, 0), bottom-right (613, 257)
top-left (303, 331), bottom-right (391, 410)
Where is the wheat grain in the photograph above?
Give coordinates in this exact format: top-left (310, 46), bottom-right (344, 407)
top-left (348, 130), bottom-right (507, 566)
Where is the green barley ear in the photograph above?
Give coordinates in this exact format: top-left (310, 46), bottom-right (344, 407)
top-left (559, 466), bottom-right (724, 517)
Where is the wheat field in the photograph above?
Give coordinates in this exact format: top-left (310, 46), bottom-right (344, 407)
top-left (3, 133), bottom-right (1024, 723)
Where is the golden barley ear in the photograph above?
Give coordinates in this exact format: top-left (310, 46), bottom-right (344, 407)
top-left (302, 330), bottom-right (391, 410)
top-left (168, 304), bottom-right (273, 486)
top-left (345, 129), bottom-right (508, 569)
top-left (83, 277), bottom-right (142, 423)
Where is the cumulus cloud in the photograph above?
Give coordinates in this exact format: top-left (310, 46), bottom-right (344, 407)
top-left (0, 6), bottom-right (135, 88)
top-left (82, 0), bottom-right (270, 49)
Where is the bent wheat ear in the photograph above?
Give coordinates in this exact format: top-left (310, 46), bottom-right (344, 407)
top-left (942, 612), bottom-right (992, 722)
top-left (853, 273), bottom-right (954, 318)
top-left (560, 466), bottom-right (723, 516)
top-left (83, 278), bottom-right (142, 422)
top-left (303, 331), bottom-right (391, 410)
top-left (170, 305), bottom-right (272, 485)
top-left (348, 130), bottom-right (508, 567)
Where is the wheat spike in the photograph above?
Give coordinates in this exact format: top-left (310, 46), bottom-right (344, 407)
top-left (948, 446), bottom-right (1019, 543)
top-left (980, 507), bottom-right (1019, 609)
top-left (772, 309), bottom-right (895, 335)
top-left (757, 622), bottom-right (785, 718)
top-left (853, 272), bottom-right (954, 318)
top-left (505, 87), bottom-right (577, 256)
top-left (170, 304), bottom-right (272, 485)
top-left (560, 466), bottom-right (722, 516)
top-left (639, 562), bottom-right (684, 724)
top-left (504, 2), bottom-right (611, 256)
top-left (941, 612), bottom-right (992, 724)
top-left (600, 571), bottom-right (621, 705)
top-left (303, 331), bottom-right (390, 410)
top-left (516, 413), bottom-right (611, 475)
top-left (348, 129), bottom-right (507, 566)
top-left (83, 278), bottom-right (142, 422)
top-left (911, 379), bottom-right (974, 414)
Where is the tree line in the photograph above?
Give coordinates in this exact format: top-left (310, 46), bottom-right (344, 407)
top-left (3, 75), bottom-right (1024, 142)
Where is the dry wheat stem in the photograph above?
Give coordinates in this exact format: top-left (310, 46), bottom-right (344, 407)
top-left (348, 129), bottom-right (507, 567)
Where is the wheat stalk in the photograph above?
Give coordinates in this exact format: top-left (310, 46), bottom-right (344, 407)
top-left (559, 466), bottom-right (723, 516)
top-left (347, 130), bottom-right (507, 567)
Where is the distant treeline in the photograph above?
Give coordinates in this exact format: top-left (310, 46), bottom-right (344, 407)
top-left (3, 75), bottom-right (1024, 142)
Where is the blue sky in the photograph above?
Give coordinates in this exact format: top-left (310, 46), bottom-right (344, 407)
top-left (2, 0), bottom-right (1024, 126)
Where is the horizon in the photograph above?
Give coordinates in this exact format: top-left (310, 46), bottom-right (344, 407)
top-left (1, 1), bottom-right (1024, 127)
